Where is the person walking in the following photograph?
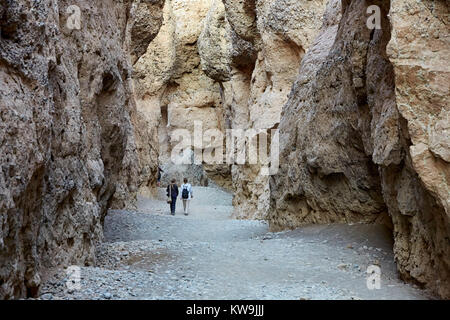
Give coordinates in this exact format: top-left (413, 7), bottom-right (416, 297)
top-left (166, 179), bottom-right (179, 215)
top-left (180, 178), bottom-right (193, 216)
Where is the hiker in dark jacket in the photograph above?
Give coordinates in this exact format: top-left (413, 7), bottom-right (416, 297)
top-left (166, 179), bottom-right (179, 215)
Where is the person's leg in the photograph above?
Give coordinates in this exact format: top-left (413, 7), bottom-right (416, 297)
top-left (170, 198), bottom-right (177, 215)
top-left (183, 200), bottom-right (187, 214)
top-left (185, 200), bottom-right (190, 215)
top-left (171, 197), bottom-right (177, 215)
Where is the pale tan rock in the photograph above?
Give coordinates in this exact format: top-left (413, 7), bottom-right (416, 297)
top-left (133, 0), bottom-right (230, 188)
top-left (130, 0), bottom-right (166, 64)
top-left (222, 0), bottom-right (259, 44)
top-left (133, 0), bottom-right (176, 97)
top-left (385, 0), bottom-right (449, 298)
top-left (429, 113), bottom-right (450, 163)
top-left (171, 0), bottom-right (213, 77)
top-left (268, 0), bottom-right (449, 298)
top-left (217, 0), bottom-right (328, 220)
top-left (132, 0), bottom-right (175, 195)
top-left (387, 0), bottom-right (450, 214)
top-left (198, 0), bottom-right (233, 82)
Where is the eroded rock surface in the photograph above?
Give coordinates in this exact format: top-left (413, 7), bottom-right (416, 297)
top-left (385, 0), bottom-right (449, 299)
top-left (269, 0), bottom-right (449, 298)
top-left (133, 0), bottom-right (230, 189)
top-left (1, 0), bottom-right (448, 301)
top-left (270, 0), bottom-right (388, 228)
top-left (203, 0), bottom-right (328, 219)
top-left (0, 0), bottom-right (163, 299)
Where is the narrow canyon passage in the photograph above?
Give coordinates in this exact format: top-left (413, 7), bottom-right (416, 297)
top-left (1, 0), bottom-right (448, 301)
top-left (37, 187), bottom-right (431, 300)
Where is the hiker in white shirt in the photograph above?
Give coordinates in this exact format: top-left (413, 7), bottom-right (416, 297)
top-left (180, 178), bottom-right (193, 216)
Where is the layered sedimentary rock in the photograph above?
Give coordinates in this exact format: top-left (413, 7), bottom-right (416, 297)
top-left (269, 0), bottom-right (449, 298)
top-left (0, 0), bottom-right (162, 299)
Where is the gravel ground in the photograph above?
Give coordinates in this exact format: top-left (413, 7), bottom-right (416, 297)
top-left (36, 187), bottom-right (433, 300)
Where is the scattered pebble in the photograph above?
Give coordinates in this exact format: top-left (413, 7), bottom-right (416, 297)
top-left (33, 187), bottom-right (431, 300)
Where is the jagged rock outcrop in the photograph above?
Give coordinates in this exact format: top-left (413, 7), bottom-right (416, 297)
top-left (133, 0), bottom-right (231, 189)
top-left (129, 0), bottom-right (167, 197)
top-left (269, 0), bottom-right (449, 298)
top-left (270, 0), bottom-right (387, 227)
top-left (198, 0), bottom-right (233, 82)
top-left (0, 0), bottom-right (163, 299)
top-left (385, 0), bottom-right (449, 299)
top-left (130, 0), bottom-right (165, 64)
top-left (201, 0), bottom-right (328, 219)
top-left (2, 0), bottom-right (447, 301)
top-left (222, 0), bottom-right (259, 45)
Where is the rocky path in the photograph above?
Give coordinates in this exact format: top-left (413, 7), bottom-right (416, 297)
top-left (38, 187), bottom-right (432, 300)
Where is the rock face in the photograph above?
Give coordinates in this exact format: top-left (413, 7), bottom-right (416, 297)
top-left (386, 0), bottom-right (450, 299)
top-left (0, 0), bottom-right (163, 299)
top-left (270, 0), bottom-right (388, 228)
top-left (129, 0), bottom-right (166, 197)
top-left (133, 0), bottom-right (230, 189)
top-left (200, 0), bottom-right (328, 219)
top-left (269, 0), bottom-right (449, 298)
top-left (1, 0), bottom-right (448, 301)
top-left (130, 0), bottom-right (166, 64)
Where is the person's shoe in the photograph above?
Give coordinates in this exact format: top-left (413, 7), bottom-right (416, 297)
top-left (184, 213), bottom-right (188, 216)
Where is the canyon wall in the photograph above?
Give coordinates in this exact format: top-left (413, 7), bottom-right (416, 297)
top-left (132, 0), bottom-right (331, 200)
top-left (195, 2), bottom-right (449, 298)
top-left (270, 0), bottom-right (389, 229)
top-left (0, 0), bottom-right (163, 299)
top-left (385, 0), bottom-right (449, 299)
top-left (269, 0), bottom-right (449, 298)
top-left (133, 0), bottom-right (232, 190)
top-left (114, 0), bottom-right (450, 298)
top-left (198, 0), bottom-right (329, 219)
top-left (1, 0), bottom-right (447, 300)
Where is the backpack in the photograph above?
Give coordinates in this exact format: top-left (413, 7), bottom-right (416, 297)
top-left (182, 185), bottom-right (189, 199)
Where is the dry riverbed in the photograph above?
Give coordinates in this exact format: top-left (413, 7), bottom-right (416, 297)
top-left (36, 187), bottom-right (433, 300)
